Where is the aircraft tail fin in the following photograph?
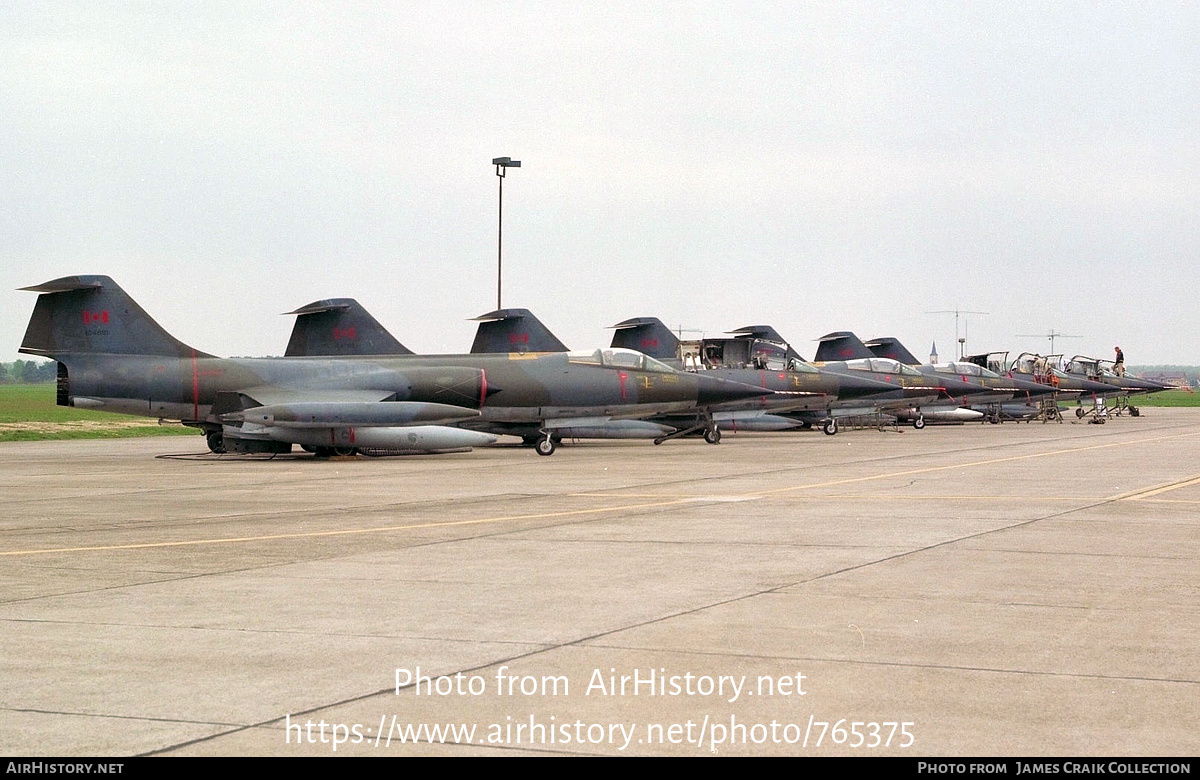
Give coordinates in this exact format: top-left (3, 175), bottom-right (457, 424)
top-left (469, 308), bottom-right (568, 354)
top-left (728, 325), bottom-right (789, 343)
top-left (284, 299), bottom-right (414, 357)
top-left (19, 275), bottom-right (210, 358)
top-left (814, 331), bottom-right (875, 362)
top-left (609, 317), bottom-right (681, 361)
top-left (864, 336), bottom-right (921, 365)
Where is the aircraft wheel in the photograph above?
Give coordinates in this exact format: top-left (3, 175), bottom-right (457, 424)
top-left (988, 414), bottom-right (1000, 425)
top-left (333, 447), bottom-right (357, 457)
top-left (704, 427), bottom-right (721, 445)
top-left (1075, 407), bottom-right (1086, 418)
top-left (823, 419), bottom-right (838, 436)
top-left (205, 432), bottom-right (225, 454)
top-left (1130, 406), bottom-right (1140, 417)
top-left (913, 415), bottom-right (926, 430)
top-left (535, 437), bottom-right (556, 456)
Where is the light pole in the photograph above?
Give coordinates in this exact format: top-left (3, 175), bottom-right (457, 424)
top-left (492, 157), bottom-right (520, 310)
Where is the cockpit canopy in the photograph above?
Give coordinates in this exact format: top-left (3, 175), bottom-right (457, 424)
top-left (1064, 356), bottom-right (1111, 377)
top-left (932, 362), bottom-right (1002, 379)
top-left (566, 348), bottom-right (677, 373)
top-left (843, 357), bottom-right (923, 376)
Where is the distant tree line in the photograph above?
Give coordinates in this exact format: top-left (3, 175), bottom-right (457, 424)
top-left (0, 360), bottom-right (58, 384)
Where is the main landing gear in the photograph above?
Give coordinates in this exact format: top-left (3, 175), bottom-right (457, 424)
top-left (912, 414), bottom-right (926, 430)
top-left (822, 418), bottom-right (839, 435)
top-left (523, 432), bottom-right (563, 456)
top-left (653, 415), bottom-right (722, 446)
top-left (206, 431), bottom-right (225, 454)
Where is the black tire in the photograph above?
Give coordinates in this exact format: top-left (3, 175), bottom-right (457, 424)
top-left (913, 415), bottom-right (926, 430)
top-left (704, 427), bottom-right (721, 444)
top-left (205, 431), bottom-right (225, 454)
top-left (535, 438), bottom-right (556, 456)
top-left (1076, 407), bottom-right (1085, 418)
top-left (823, 419), bottom-right (838, 436)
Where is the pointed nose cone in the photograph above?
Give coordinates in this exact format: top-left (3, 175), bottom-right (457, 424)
top-left (837, 372), bottom-right (905, 400)
top-left (1121, 376), bottom-right (1170, 393)
top-left (695, 374), bottom-right (775, 405)
top-left (929, 374), bottom-right (982, 401)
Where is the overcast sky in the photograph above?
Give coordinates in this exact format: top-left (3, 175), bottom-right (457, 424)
top-left (3, 2), bottom-right (1197, 365)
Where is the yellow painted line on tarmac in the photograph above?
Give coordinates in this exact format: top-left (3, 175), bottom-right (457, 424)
top-left (5, 430), bottom-right (1199, 557)
top-left (1113, 474), bottom-right (1200, 501)
top-left (0, 498), bottom-right (699, 557)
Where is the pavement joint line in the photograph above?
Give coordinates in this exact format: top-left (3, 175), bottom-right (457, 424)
top-left (1114, 473), bottom-right (1200, 500)
top-left (572, 643), bottom-right (1200, 687)
top-left (5, 430), bottom-right (1199, 558)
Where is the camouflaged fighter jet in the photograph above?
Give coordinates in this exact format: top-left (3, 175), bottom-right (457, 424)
top-left (608, 319), bottom-right (919, 437)
top-left (19, 276), bottom-right (771, 457)
top-left (863, 336), bottom-right (1059, 424)
top-left (281, 298), bottom-right (754, 446)
top-left (1059, 355), bottom-right (1170, 418)
top-left (808, 332), bottom-right (986, 431)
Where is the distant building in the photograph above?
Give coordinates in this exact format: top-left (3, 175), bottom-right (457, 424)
top-left (929, 341), bottom-right (938, 364)
top-left (1140, 371), bottom-right (1191, 388)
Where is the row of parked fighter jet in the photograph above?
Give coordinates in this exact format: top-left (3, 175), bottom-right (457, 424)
top-left (18, 275), bottom-right (1169, 458)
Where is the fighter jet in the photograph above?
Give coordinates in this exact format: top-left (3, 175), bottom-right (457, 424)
top-left (863, 336), bottom-right (1059, 424)
top-left (609, 319), bottom-right (930, 436)
top-left (809, 332), bottom-right (986, 430)
top-left (1059, 355), bottom-right (1170, 417)
top-left (19, 276), bottom-right (770, 457)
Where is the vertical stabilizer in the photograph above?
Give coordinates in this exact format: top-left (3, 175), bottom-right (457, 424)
top-left (609, 317), bottom-right (681, 361)
top-left (814, 332), bottom-right (875, 362)
top-left (283, 299), bottom-right (413, 357)
top-left (469, 308), bottom-right (569, 354)
top-left (864, 337), bottom-right (921, 366)
top-left (19, 275), bottom-right (208, 358)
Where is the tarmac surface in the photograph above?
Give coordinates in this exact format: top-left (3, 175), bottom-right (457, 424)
top-left (2, 408), bottom-right (1198, 756)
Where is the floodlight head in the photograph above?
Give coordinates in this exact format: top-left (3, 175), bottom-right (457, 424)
top-left (492, 157), bottom-right (521, 167)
